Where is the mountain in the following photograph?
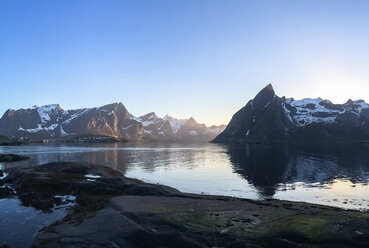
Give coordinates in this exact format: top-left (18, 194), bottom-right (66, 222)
top-left (213, 84), bottom-right (369, 143)
top-left (132, 113), bottom-right (225, 142)
top-left (0, 103), bottom-right (225, 142)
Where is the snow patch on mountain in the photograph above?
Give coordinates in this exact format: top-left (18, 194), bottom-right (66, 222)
top-left (349, 100), bottom-right (368, 113)
top-left (45, 124), bottom-right (59, 131)
top-left (60, 125), bottom-right (69, 136)
top-left (19, 123), bottom-right (62, 134)
top-left (285, 98), bottom-right (369, 127)
top-left (35, 104), bottom-right (65, 123)
top-left (23, 124), bottom-right (44, 133)
top-left (63, 109), bottom-right (89, 125)
top-left (133, 113), bottom-right (159, 127)
top-left (163, 115), bottom-right (187, 133)
top-left (133, 118), bottom-right (154, 127)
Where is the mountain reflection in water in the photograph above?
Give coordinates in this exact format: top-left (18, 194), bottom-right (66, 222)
top-left (1, 143), bottom-right (369, 210)
top-left (227, 144), bottom-right (369, 197)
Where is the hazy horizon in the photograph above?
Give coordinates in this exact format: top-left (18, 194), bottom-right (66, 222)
top-left (1, 0), bottom-right (369, 126)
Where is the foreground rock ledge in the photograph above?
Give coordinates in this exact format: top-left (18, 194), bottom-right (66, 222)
top-left (1, 162), bottom-right (369, 248)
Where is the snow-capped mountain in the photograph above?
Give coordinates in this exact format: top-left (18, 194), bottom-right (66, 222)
top-left (132, 113), bottom-right (225, 142)
top-left (213, 84), bottom-right (369, 143)
top-left (163, 115), bottom-right (187, 134)
top-left (132, 112), bottom-right (175, 141)
top-left (0, 103), bottom-right (225, 142)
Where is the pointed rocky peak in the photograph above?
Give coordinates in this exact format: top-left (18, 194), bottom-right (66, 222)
top-left (116, 102), bottom-right (130, 111)
top-left (106, 102), bottom-right (124, 108)
top-left (265, 83), bottom-right (274, 92)
top-left (6, 108), bottom-right (15, 115)
top-left (184, 117), bottom-right (198, 126)
top-left (255, 84), bottom-right (275, 99)
top-left (100, 102), bottom-right (118, 110)
top-left (101, 102), bottom-right (127, 112)
top-left (345, 99), bottom-right (354, 105)
top-left (252, 84), bottom-right (276, 111)
top-left (349, 99), bottom-right (369, 112)
top-left (163, 114), bottom-right (172, 121)
top-left (115, 102), bottom-right (126, 109)
top-left (140, 112), bottom-right (158, 121)
top-left (0, 108), bottom-right (15, 119)
top-left (98, 102), bottom-right (132, 119)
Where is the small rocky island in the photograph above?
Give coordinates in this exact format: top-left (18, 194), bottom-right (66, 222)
top-left (1, 162), bottom-right (368, 248)
top-left (0, 135), bottom-right (22, 146)
top-left (0, 153), bottom-right (29, 163)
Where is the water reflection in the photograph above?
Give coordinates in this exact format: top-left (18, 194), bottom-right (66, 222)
top-left (227, 144), bottom-right (291, 196)
top-left (227, 144), bottom-right (369, 194)
top-left (0, 198), bottom-right (68, 248)
top-left (1, 143), bottom-right (369, 209)
top-left (225, 143), bottom-right (369, 209)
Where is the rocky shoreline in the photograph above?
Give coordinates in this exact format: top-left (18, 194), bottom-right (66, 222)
top-left (0, 162), bottom-right (369, 248)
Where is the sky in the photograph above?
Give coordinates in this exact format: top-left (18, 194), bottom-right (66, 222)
top-left (0, 0), bottom-right (369, 126)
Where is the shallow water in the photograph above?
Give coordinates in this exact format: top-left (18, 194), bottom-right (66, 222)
top-left (0, 197), bottom-right (73, 248)
top-left (1, 142), bottom-right (369, 211)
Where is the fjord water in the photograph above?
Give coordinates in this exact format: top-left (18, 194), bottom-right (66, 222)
top-left (0, 198), bottom-right (70, 248)
top-left (1, 143), bottom-right (369, 211)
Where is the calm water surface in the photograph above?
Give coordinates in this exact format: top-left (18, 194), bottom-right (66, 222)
top-left (1, 143), bottom-right (369, 211)
top-left (0, 197), bottom-right (74, 247)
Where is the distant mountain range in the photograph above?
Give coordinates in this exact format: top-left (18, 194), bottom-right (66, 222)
top-left (213, 84), bottom-right (369, 143)
top-left (4, 84), bottom-right (368, 144)
top-left (0, 103), bottom-right (225, 142)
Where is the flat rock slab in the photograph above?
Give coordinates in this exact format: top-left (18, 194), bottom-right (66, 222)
top-left (36, 195), bottom-right (369, 247)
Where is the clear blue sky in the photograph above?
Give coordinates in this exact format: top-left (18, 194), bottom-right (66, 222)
top-left (1, 0), bottom-right (368, 125)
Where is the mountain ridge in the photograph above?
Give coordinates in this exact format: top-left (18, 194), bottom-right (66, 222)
top-left (213, 84), bottom-right (369, 143)
top-left (0, 103), bottom-right (225, 142)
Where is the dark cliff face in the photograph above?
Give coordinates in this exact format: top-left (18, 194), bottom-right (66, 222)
top-left (213, 84), bottom-right (369, 144)
top-left (213, 84), bottom-right (294, 143)
top-left (0, 103), bottom-right (225, 142)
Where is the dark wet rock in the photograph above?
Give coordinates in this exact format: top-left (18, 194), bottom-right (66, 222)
top-left (265, 231), bottom-right (311, 247)
top-left (5, 162), bottom-right (179, 212)
top-left (0, 186), bottom-right (14, 198)
top-left (349, 233), bottom-right (369, 246)
top-left (0, 153), bottom-right (29, 162)
top-left (123, 183), bottom-right (181, 196)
